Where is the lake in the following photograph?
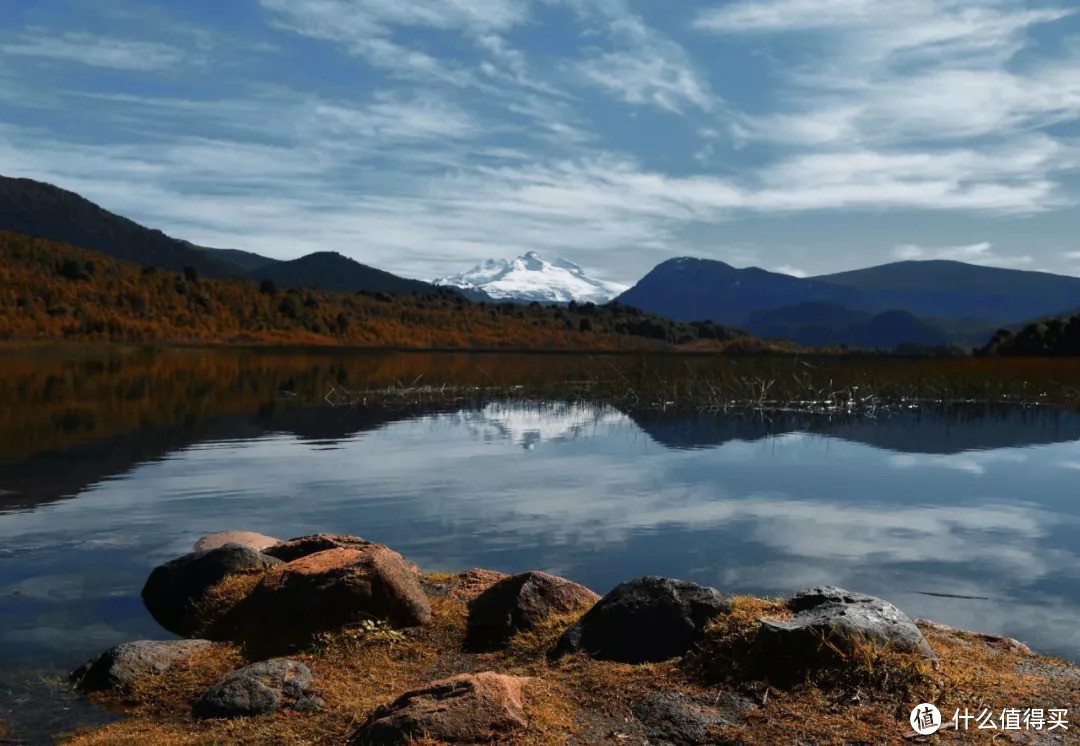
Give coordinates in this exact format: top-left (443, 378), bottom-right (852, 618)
top-left (3, 347), bottom-right (1080, 742)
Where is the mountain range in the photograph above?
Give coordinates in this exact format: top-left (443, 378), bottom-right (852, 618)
top-left (5, 172), bottom-right (1080, 352)
top-left (614, 257), bottom-right (1080, 349)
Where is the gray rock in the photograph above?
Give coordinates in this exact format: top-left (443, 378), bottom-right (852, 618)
top-left (632, 691), bottom-right (754, 746)
top-left (194, 659), bottom-right (321, 718)
top-left (756, 586), bottom-right (937, 676)
top-left (71, 640), bottom-right (212, 693)
top-left (551, 576), bottom-right (729, 664)
top-left (141, 545), bottom-right (282, 637)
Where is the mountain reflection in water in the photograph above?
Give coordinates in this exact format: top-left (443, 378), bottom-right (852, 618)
top-left (3, 350), bottom-right (1080, 742)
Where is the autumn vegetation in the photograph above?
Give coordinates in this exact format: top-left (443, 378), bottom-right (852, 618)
top-left (0, 230), bottom-right (786, 352)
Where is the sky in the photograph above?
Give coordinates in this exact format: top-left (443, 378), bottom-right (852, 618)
top-left (2, 0), bottom-right (1080, 285)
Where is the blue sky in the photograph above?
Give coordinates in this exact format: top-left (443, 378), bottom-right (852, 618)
top-left (2, 0), bottom-right (1080, 284)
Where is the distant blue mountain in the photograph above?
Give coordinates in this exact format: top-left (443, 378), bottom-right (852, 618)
top-left (615, 256), bottom-right (1080, 349)
top-left (744, 302), bottom-right (953, 349)
top-left (816, 260), bottom-right (1080, 324)
top-left (614, 257), bottom-right (862, 324)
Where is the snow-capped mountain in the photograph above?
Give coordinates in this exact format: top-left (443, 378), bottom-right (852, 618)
top-left (433, 251), bottom-right (628, 304)
top-left (445, 402), bottom-right (630, 450)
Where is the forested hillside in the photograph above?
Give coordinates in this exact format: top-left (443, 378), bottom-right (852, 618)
top-left (0, 231), bottom-right (774, 351)
top-left (978, 315), bottom-right (1080, 356)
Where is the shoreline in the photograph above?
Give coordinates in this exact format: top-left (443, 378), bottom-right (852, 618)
top-left (58, 532), bottom-right (1080, 745)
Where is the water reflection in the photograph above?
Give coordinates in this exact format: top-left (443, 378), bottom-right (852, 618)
top-left (3, 352), bottom-right (1080, 741)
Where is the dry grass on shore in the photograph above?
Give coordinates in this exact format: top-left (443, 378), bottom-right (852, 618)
top-left (63, 576), bottom-right (1080, 746)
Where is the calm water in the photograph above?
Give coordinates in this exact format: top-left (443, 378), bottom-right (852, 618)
top-left (3, 349), bottom-right (1080, 741)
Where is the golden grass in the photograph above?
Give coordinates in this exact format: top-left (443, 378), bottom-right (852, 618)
top-left (62, 580), bottom-right (1080, 746)
top-left (190, 572), bottom-right (266, 639)
top-left (685, 595), bottom-right (790, 684)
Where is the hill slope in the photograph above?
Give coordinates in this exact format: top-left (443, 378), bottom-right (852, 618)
top-left (978, 313), bottom-right (1080, 356)
top-left (250, 252), bottom-right (436, 296)
top-left (744, 302), bottom-right (953, 349)
top-left (0, 175), bottom-right (437, 297)
top-left (614, 257), bottom-right (861, 325)
top-left (0, 175), bottom-right (253, 279)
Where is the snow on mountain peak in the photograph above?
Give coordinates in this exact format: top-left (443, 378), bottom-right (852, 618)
top-left (433, 252), bottom-right (628, 304)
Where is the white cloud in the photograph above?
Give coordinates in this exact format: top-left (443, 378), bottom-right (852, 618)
top-left (889, 450), bottom-right (1029, 475)
top-left (893, 241), bottom-right (1034, 268)
top-left (0, 31), bottom-right (187, 71)
top-left (259, 0), bottom-right (528, 86)
top-left (575, 50), bottom-right (712, 113)
top-left (697, 0), bottom-right (1080, 156)
top-left (564, 5), bottom-right (714, 113)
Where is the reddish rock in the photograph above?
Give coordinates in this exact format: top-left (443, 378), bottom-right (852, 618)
top-left (355, 672), bottom-right (529, 745)
top-left (467, 571), bottom-right (599, 650)
top-left (236, 546), bottom-right (431, 651)
top-left (263, 534), bottom-right (376, 563)
top-left (194, 531), bottom-right (279, 553)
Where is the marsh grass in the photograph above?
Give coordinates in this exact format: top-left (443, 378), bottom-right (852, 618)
top-left (320, 354), bottom-right (1080, 416)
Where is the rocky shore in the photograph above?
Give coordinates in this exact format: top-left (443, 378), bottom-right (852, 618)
top-left (63, 531), bottom-right (1080, 744)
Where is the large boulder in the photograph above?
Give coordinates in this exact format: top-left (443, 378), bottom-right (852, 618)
top-left (755, 586), bottom-right (938, 676)
top-left (552, 576), bottom-right (728, 664)
top-left (194, 659), bottom-right (322, 718)
top-left (194, 531), bottom-right (279, 553)
top-left (467, 571), bottom-right (598, 650)
top-left (354, 672), bottom-right (528, 745)
top-left (71, 640), bottom-right (212, 693)
top-left (263, 534), bottom-right (377, 563)
top-left (234, 546), bottom-right (431, 651)
top-left (141, 545), bottom-right (282, 637)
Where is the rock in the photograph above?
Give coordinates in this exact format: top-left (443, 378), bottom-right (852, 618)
top-left (552, 576), bottom-right (728, 664)
top-left (141, 545), bottom-right (282, 637)
top-left (631, 691), bottom-right (754, 746)
top-left (915, 618), bottom-right (1031, 655)
top-left (355, 672), bottom-right (528, 745)
top-left (71, 640), bottom-right (212, 693)
top-left (194, 659), bottom-right (321, 718)
top-left (194, 531), bottom-right (279, 553)
top-left (263, 534), bottom-right (376, 562)
top-left (467, 571), bottom-right (598, 650)
top-left (756, 586), bottom-right (938, 677)
top-left (235, 546), bottom-right (432, 651)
